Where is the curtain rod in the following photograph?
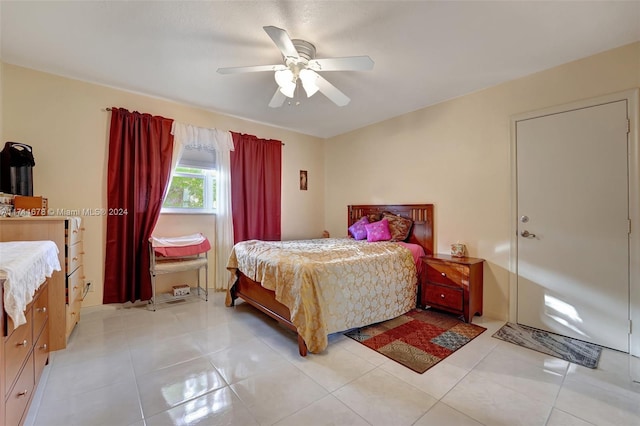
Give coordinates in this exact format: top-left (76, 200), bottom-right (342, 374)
top-left (104, 107), bottom-right (284, 145)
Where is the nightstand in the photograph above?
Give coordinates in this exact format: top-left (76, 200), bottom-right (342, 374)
top-left (419, 254), bottom-right (484, 323)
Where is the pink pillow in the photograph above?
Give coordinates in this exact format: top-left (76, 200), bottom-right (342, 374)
top-left (365, 218), bottom-right (392, 242)
top-left (348, 216), bottom-right (369, 240)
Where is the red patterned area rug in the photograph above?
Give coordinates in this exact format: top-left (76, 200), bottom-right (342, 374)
top-left (344, 309), bottom-right (486, 373)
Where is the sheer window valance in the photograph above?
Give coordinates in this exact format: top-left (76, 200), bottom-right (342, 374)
top-left (171, 122), bottom-right (234, 170)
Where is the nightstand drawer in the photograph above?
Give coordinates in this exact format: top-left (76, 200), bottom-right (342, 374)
top-left (425, 262), bottom-right (468, 287)
top-left (424, 284), bottom-right (463, 311)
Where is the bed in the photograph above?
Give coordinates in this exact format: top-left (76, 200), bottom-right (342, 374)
top-left (226, 203), bottom-right (434, 356)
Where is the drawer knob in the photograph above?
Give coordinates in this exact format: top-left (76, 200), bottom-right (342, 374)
top-left (73, 256), bottom-right (79, 261)
top-left (18, 339), bottom-right (28, 347)
top-left (441, 272), bottom-right (446, 277)
top-left (17, 390), bottom-right (28, 397)
top-left (37, 307), bottom-right (47, 313)
top-left (41, 343), bottom-right (48, 351)
top-left (440, 294), bottom-right (445, 298)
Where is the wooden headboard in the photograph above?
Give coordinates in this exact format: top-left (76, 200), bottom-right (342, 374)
top-left (347, 204), bottom-right (434, 256)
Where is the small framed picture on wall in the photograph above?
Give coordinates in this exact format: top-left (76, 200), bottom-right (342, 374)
top-left (300, 170), bottom-right (308, 191)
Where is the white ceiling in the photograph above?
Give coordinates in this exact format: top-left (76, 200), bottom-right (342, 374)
top-left (1, 1), bottom-right (639, 138)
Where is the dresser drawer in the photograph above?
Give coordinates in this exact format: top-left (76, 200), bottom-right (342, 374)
top-left (34, 321), bottom-right (49, 384)
top-left (425, 261), bottom-right (469, 287)
top-left (424, 283), bottom-right (464, 311)
top-left (67, 241), bottom-right (83, 276)
top-left (67, 224), bottom-right (83, 246)
top-left (68, 266), bottom-right (84, 304)
top-left (33, 283), bottom-right (49, 338)
top-left (5, 351), bottom-right (35, 426)
top-left (4, 314), bottom-right (32, 390)
top-left (66, 299), bottom-right (82, 337)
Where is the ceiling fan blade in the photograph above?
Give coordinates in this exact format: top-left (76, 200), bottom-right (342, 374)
top-left (263, 26), bottom-right (299, 59)
top-left (268, 88), bottom-right (287, 108)
top-left (313, 72), bottom-right (350, 106)
top-left (217, 64), bottom-right (286, 74)
top-left (308, 56), bottom-right (374, 72)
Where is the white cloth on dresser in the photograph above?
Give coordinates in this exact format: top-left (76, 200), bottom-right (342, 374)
top-left (0, 240), bottom-right (61, 329)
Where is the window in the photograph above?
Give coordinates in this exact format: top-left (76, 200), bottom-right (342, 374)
top-left (162, 147), bottom-right (216, 214)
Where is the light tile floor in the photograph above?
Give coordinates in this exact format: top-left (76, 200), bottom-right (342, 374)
top-left (24, 293), bottom-right (640, 426)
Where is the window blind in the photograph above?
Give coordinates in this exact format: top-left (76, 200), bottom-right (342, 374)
top-left (178, 147), bottom-right (216, 170)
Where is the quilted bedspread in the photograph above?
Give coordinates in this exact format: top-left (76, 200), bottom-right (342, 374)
top-left (226, 238), bottom-right (418, 353)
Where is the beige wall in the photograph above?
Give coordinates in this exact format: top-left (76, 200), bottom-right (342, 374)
top-left (1, 64), bottom-right (325, 306)
top-left (324, 42), bottom-right (640, 321)
top-left (2, 42), bottom-right (638, 315)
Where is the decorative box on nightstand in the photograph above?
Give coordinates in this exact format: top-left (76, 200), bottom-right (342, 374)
top-left (419, 254), bottom-right (484, 323)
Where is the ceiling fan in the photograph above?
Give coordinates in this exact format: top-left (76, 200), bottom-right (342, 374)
top-left (217, 26), bottom-right (374, 107)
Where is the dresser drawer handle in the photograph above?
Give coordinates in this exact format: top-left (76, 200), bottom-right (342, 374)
top-left (40, 343), bottom-right (48, 351)
top-left (17, 390), bottom-right (28, 397)
top-left (72, 256), bottom-right (79, 261)
top-left (441, 272), bottom-right (446, 277)
top-left (18, 339), bottom-right (28, 347)
top-left (440, 294), bottom-right (445, 298)
top-left (37, 307), bottom-right (47, 313)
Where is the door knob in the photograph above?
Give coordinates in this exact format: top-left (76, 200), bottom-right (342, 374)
top-left (521, 230), bottom-right (536, 238)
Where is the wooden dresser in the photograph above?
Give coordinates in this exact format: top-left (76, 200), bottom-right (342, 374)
top-left (419, 254), bottom-right (484, 323)
top-left (1, 278), bottom-right (51, 426)
top-left (0, 217), bottom-right (85, 350)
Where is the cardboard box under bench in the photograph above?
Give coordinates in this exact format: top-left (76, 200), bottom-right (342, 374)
top-left (172, 284), bottom-right (190, 297)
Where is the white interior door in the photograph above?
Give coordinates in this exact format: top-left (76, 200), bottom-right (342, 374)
top-left (516, 100), bottom-right (630, 352)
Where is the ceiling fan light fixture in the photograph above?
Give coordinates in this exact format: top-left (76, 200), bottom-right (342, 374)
top-left (274, 69), bottom-right (293, 87)
top-left (218, 26), bottom-right (373, 107)
top-left (299, 69), bottom-right (319, 97)
top-left (279, 83), bottom-right (296, 98)
top-left (274, 69), bottom-right (296, 98)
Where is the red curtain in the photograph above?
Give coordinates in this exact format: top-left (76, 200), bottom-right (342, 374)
top-left (103, 108), bottom-right (174, 303)
top-left (230, 132), bottom-right (282, 243)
